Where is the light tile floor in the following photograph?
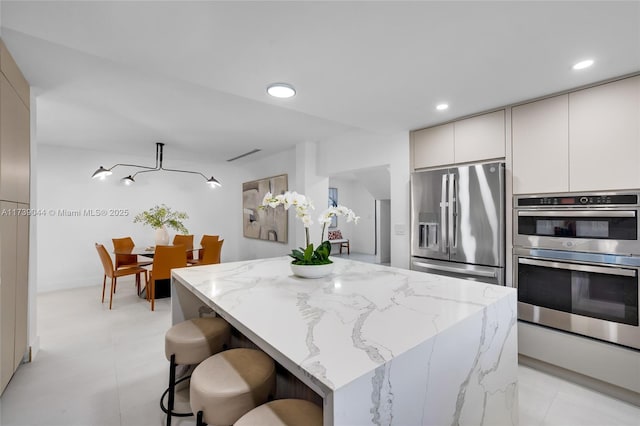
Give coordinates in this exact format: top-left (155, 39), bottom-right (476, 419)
top-left (1, 279), bottom-right (639, 426)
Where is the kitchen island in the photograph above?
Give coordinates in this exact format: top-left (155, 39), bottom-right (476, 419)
top-left (171, 257), bottom-right (518, 426)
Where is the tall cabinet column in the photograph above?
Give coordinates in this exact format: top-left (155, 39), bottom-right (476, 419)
top-left (0, 39), bottom-right (30, 394)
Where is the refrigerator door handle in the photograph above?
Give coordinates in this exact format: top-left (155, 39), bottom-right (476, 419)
top-left (448, 173), bottom-right (456, 249)
top-left (440, 174), bottom-right (448, 253)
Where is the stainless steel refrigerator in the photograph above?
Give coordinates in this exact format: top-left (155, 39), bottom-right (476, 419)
top-left (410, 161), bottom-right (505, 285)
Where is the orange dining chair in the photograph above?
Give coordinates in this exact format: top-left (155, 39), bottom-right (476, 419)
top-left (190, 239), bottom-right (224, 266)
top-left (147, 245), bottom-right (187, 311)
top-left (112, 236), bottom-right (153, 295)
top-left (196, 234), bottom-right (219, 261)
top-left (95, 243), bottom-right (148, 310)
top-left (173, 234), bottom-right (195, 263)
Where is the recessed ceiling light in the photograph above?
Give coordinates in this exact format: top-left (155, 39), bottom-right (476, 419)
top-left (436, 103), bottom-right (449, 111)
top-left (267, 83), bottom-right (296, 98)
top-left (572, 59), bottom-right (594, 70)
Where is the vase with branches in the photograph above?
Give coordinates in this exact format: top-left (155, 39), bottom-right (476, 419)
top-left (133, 204), bottom-right (189, 245)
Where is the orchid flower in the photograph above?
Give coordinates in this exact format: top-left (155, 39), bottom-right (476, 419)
top-left (261, 190), bottom-right (358, 252)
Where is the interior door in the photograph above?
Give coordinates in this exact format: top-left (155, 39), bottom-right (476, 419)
top-left (411, 168), bottom-right (449, 260)
top-left (450, 162), bottom-right (504, 267)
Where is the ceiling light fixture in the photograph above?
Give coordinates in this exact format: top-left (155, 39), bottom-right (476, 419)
top-left (436, 103), bottom-right (449, 111)
top-left (91, 142), bottom-right (221, 188)
top-left (267, 83), bottom-right (296, 98)
top-left (572, 59), bottom-right (594, 70)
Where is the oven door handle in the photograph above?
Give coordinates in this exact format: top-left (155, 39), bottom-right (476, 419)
top-left (518, 257), bottom-right (637, 277)
top-left (413, 261), bottom-right (497, 278)
top-left (517, 210), bottom-right (636, 218)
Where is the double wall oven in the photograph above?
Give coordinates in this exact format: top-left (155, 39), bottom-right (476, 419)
top-left (514, 191), bottom-right (640, 350)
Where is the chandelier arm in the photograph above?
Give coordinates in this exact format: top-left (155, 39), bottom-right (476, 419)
top-left (130, 168), bottom-right (162, 179)
top-left (108, 163), bottom-right (160, 172)
top-left (160, 167), bottom-right (209, 180)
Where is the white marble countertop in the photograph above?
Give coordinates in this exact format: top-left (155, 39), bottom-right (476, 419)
top-left (172, 256), bottom-right (516, 395)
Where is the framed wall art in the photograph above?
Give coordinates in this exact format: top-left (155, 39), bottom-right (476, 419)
top-left (328, 187), bottom-right (338, 228)
top-left (242, 174), bottom-right (288, 243)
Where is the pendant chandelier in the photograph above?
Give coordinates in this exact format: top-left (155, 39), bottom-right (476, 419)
top-left (91, 142), bottom-right (221, 188)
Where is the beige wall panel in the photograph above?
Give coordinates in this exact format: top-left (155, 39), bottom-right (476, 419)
top-left (0, 201), bottom-right (17, 393)
top-left (454, 109), bottom-right (506, 163)
top-left (569, 76), bottom-right (640, 191)
top-left (0, 40), bottom-right (30, 109)
top-left (0, 74), bottom-right (30, 203)
top-left (14, 203), bottom-right (29, 368)
top-left (512, 95), bottom-right (569, 194)
top-left (412, 123), bottom-right (454, 169)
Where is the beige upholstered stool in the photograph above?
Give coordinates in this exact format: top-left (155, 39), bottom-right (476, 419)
top-left (190, 348), bottom-right (276, 426)
top-left (162, 317), bottom-right (231, 426)
top-left (234, 399), bottom-right (323, 426)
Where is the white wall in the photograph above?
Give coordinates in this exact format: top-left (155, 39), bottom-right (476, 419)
top-left (317, 130), bottom-right (410, 269)
top-left (376, 199), bottom-right (391, 263)
top-left (328, 177), bottom-right (375, 255)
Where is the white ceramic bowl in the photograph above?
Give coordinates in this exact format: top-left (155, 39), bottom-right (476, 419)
top-left (290, 262), bottom-right (335, 278)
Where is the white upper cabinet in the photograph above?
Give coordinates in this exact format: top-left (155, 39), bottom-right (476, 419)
top-left (412, 123), bottom-right (454, 169)
top-left (569, 75), bottom-right (640, 191)
top-left (512, 95), bottom-right (569, 194)
top-left (454, 110), bottom-right (505, 164)
top-left (412, 110), bottom-right (505, 170)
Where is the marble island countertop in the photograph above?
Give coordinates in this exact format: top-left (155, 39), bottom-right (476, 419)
top-left (172, 256), bottom-right (518, 425)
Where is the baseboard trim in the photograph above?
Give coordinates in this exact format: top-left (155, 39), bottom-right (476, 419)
top-left (519, 354), bottom-right (640, 407)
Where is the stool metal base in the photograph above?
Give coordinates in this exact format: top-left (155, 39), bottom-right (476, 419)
top-left (196, 410), bottom-right (206, 426)
top-left (160, 354), bottom-right (193, 426)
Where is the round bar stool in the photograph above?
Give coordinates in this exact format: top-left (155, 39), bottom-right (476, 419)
top-left (190, 348), bottom-right (276, 426)
top-left (234, 399), bottom-right (323, 426)
top-left (162, 317), bottom-right (231, 426)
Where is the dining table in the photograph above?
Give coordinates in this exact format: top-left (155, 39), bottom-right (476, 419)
top-left (113, 245), bottom-right (200, 298)
top-left (113, 244), bottom-right (200, 258)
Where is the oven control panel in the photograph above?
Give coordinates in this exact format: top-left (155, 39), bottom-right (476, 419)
top-left (517, 193), bottom-right (638, 207)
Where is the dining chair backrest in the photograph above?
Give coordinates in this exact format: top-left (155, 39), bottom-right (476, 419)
top-left (199, 234), bottom-right (219, 246)
top-left (96, 243), bottom-right (115, 277)
top-left (112, 236), bottom-right (137, 269)
top-left (172, 234), bottom-right (194, 261)
top-left (200, 239), bottom-right (224, 265)
top-left (152, 245), bottom-right (188, 281)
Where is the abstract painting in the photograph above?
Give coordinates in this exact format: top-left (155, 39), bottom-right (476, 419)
top-left (242, 174), bottom-right (288, 242)
top-left (328, 187), bottom-right (338, 228)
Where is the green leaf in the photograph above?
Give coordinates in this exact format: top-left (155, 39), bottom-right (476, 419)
top-left (133, 204), bottom-right (189, 233)
top-left (315, 241), bottom-right (331, 261)
top-left (303, 244), bottom-right (314, 262)
top-left (289, 249), bottom-right (305, 261)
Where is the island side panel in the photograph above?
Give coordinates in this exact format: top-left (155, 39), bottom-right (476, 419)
top-left (333, 293), bottom-right (518, 425)
top-left (171, 275), bottom-right (336, 426)
top-left (171, 275), bottom-right (208, 325)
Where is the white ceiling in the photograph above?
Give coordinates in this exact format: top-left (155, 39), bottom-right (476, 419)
top-left (1, 1), bottom-right (639, 163)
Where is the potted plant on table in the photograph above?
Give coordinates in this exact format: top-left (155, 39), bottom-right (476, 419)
top-left (260, 191), bottom-right (359, 278)
top-left (133, 204), bottom-right (189, 245)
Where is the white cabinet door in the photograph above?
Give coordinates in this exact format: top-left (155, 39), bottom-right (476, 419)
top-left (454, 109), bottom-right (505, 163)
top-left (512, 95), bottom-right (569, 194)
top-left (569, 76), bottom-right (640, 191)
top-left (412, 123), bottom-right (454, 169)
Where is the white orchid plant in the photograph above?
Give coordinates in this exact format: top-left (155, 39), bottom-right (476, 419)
top-left (260, 190), bottom-right (359, 265)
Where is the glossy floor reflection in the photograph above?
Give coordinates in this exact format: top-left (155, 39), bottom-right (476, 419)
top-left (1, 280), bottom-right (639, 426)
